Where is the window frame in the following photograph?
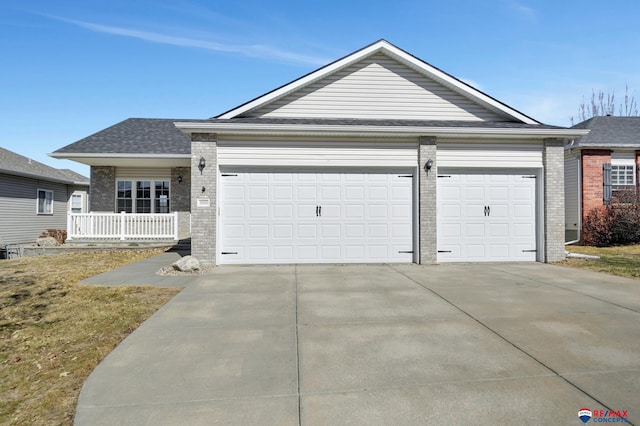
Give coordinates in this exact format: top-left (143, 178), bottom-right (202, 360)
top-left (70, 193), bottom-right (83, 213)
top-left (115, 179), bottom-right (171, 213)
top-left (610, 164), bottom-right (635, 188)
top-left (37, 189), bottom-right (54, 215)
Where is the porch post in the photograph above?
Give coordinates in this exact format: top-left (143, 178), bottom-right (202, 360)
top-left (543, 138), bottom-right (565, 262)
top-left (419, 136), bottom-right (437, 264)
top-left (190, 133), bottom-right (217, 265)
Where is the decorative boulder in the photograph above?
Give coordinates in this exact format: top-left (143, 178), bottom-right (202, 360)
top-left (36, 236), bottom-right (59, 247)
top-left (172, 255), bottom-right (201, 272)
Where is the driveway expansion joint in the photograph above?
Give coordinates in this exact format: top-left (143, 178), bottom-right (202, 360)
top-left (387, 264), bottom-right (619, 417)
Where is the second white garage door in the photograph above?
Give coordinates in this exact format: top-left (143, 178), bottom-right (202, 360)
top-left (219, 168), bottom-right (414, 264)
top-left (437, 170), bottom-right (538, 262)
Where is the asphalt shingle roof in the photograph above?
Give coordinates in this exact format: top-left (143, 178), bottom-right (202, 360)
top-left (53, 118), bottom-right (195, 155)
top-left (54, 117), bottom-right (566, 157)
top-left (0, 147), bottom-right (89, 184)
top-left (571, 116), bottom-right (640, 147)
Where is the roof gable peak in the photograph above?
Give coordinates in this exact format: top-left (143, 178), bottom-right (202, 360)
top-left (216, 40), bottom-right (539, 124)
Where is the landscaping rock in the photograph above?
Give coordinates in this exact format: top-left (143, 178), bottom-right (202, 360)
top-left (172, 255), bottom-right (201, 272)
top-left (36, 236), bottom-right (59, 247)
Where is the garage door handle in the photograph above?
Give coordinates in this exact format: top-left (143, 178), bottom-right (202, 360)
top-left (319, 206), bottom-right (322, 217)
top-left (487, 206), bottom-right (490, 216)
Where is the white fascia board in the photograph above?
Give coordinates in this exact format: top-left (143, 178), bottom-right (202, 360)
top-left (175, 121), bottom-right (590, 140)
top-left (217, 40), bottom-right (539, 124)
top-left (48, 153), bottom-right (191, 167)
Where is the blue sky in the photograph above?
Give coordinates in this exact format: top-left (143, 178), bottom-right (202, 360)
top-left (2, 0), bottom-right (639, 176)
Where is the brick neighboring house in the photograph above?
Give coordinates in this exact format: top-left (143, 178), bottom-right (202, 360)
top-left (565, 116), bottom-right (640, 242)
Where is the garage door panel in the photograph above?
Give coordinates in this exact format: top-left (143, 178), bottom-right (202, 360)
top-left (438, 170), bottom-right (537, 262)
top-left (220, 168), bottom-right (414, 264)
top-left (297, 224), bottom-right (317, 238)
top-left (273, 224), bottom-right (293, 239)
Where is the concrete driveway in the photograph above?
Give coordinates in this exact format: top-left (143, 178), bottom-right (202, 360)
top-left (75, 262), bottom-right (640, 425)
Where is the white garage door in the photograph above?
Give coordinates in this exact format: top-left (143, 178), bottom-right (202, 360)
top-left (437, 170), bottom-right (537, 262)
top-left (219, 168), bottom-right (414, 264)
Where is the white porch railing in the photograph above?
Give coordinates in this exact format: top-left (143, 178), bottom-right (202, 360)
top-left (67, 212), bottom-right (179, 241)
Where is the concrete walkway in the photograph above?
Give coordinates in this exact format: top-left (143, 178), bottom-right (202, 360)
top-left (75, 261), bottom-right (640, 425)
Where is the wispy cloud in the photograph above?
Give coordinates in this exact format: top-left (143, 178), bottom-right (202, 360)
top-left (52, 16), bottom-right (329, 66)
top-left (508, 1), bottom-right (537, 23)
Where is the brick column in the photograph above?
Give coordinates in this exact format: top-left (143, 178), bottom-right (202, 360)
top-left (543, 139), bottom-right (565, 262)
top-left (418, 136), bottom-right (437, 264)
top-left (581, 149), bottom-right (611, 224)
top-left (90, 166), bottom-right (115, 212)
top-left (190, 134), bottom-right (217, 265)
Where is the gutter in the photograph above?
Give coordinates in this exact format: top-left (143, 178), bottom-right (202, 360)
top-left (175, 122), bottom-right (590, 139)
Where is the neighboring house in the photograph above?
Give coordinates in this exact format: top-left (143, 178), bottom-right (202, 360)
top-left (0, 146), bottom-right (89, 256)
top-left (565, 116), bottom-right (640, 242)
top-left (52, 39), bottom-right (587, 265)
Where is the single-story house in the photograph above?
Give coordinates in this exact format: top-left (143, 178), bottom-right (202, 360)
top-left (565, 116), bottom-right (640, 242)
top-left (0, 146), bottom-right (89, 257)
top-left (52, 39), bottom-right (587, 265)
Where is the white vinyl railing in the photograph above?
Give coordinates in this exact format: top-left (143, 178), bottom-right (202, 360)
top-left (67, 212), bottom-right (179, 241)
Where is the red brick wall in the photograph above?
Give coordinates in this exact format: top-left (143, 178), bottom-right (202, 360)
top-left (581, 149), bottom-right (611, 223)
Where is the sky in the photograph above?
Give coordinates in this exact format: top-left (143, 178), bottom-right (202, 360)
top-left (2, 0), bottom-right (640, 177)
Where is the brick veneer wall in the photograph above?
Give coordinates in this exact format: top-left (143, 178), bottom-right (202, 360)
top-left (190, 134), bottom-right (217, 265)
top-left (419, 136), bottom-right (437, 264)
top-left (90, 166), bottom-right (115, 212)
top-left (543, 139), bottom-right (565, 262)
top-left (581, 149), bottom-right (611, 224)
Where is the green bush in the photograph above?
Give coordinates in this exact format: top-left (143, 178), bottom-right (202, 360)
top-left (583, 202), bottom-right (640, 246)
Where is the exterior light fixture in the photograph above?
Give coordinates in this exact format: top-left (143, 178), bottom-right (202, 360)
top-left (424, 159), bottom-right (433, 174)
top-left (177, 175), bottom-right (183, 183)
top-left (198, 157), bottom-right (206, 174)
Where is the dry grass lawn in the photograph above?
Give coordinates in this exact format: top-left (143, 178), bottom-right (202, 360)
top-left (560, 244), bottom-right (640, 279)
top-left (0, 249), bottom-right (181, 425)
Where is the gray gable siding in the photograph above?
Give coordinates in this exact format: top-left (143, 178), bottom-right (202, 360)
top-left (248, 53), bottom-right (509, 121)
top-left (0, 173), bottom-right (69, 245)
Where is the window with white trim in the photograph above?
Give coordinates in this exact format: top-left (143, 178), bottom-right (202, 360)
top-left (37, 189), bottom-right (53, 214)
top-left (611, 152), bottom-right (636, 189)
top-left (116, 180), bottom-right (170, 213)
top-left (70, 194), bottom-right (83, 213)
top-left (611, 165), bottom-right (635, 187)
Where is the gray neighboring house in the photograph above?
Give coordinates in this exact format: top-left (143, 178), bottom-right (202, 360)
top-left (565, 116), bottom-right (640, 242)
top-left (53, 40), bottom-right (588, 265)
top-left (0, 147), bottom-right (89, 257)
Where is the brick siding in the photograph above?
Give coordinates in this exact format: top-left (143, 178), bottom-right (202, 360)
top-left (581, 149), bottom-right (611, 224)
top-left (418, 136), bottom-right (437, 264)
top-left (190, 134), bottom-right (217, 265)
top-left (90, 166), bottom-right (115, 212)
top-left (544, 139), bottom-right (565, 262)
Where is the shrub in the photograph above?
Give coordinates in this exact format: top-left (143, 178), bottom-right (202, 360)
top-left (583, 203), bottom-right (640, 246)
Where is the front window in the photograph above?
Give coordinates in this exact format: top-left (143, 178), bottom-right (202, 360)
top-left (37, 189), bottom-right (53, 214)
top-left (116, 180), bottom-right (170, 213)
top-left (117, 181), bottom-right (133, 213)
top-left (611, 165), bottom-right (635, 187)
